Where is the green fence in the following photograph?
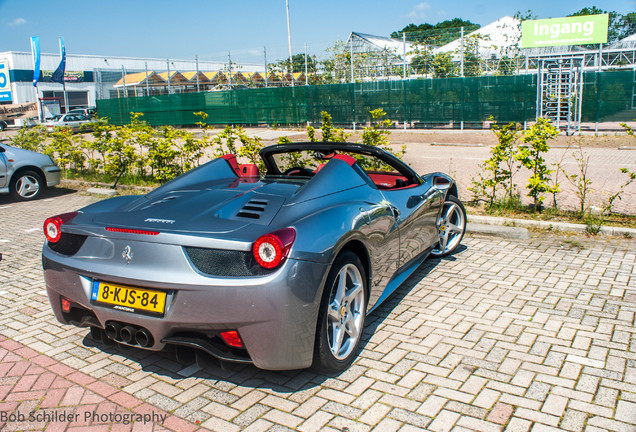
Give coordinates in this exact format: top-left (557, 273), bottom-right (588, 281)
top-left (97, 70), bottom-right (635, 127)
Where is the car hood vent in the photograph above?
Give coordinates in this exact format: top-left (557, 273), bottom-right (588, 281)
top-left (236, 199), bottom-right (268, 219)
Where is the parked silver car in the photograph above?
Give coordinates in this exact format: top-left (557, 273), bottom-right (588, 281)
top-left (45, 113), bottom-right (94, 132)
top-left (0, 143), bottom-right (61, 200)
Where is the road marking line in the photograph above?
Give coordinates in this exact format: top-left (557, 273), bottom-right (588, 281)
top-left (0, 239), bottom-right (9, 243)
top-left (25, 228), bottom-right (40, 232)
top-left (0, 205), bottom-right (12, 210)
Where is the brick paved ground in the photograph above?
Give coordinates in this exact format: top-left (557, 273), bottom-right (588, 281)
top-left (0, 189), bottom-right (635, 431)
top-left (0, 335), bottom-right (200, 432)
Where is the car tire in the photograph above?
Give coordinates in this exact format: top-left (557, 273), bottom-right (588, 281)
top-left (430, 195), bottom-right (467, 257)
top-left (313, 250), bottom-right (367, 374)
top-left (10, 170), bottom-right (44, 201)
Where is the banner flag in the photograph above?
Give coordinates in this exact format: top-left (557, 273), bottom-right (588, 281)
top-left (51, 37), bottom-right (66, 83)
top-left (31, 36), bottom-right (41, 87)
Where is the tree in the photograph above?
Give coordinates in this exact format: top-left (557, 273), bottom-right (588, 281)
top-left (458, 33), bottom-right (490, 77)
top-left (469, 122), bottom-right (521, 208)
top-left (409, 45), bottom-right (434, 75)
top-left (619, 12), bottom-right (636, 40)
top-left (320, 40), bottom-right (350, 83)
top-left (273, 53), bottom-right (317, 74)
top-left (568, 7), bottom-right (622, 43)
top-left (392, 19), bottom-right (480, 46)
top-left (431, 53), bottom-right (455, 78)
top-left (517, 118), bottom-right (559, 211)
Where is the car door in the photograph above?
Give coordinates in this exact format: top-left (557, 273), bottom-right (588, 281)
top-left (64, 114), bottom-right (80, 130)
top-left (0, 146), bottom-right (7, 188)
top-left (380, 176), bottom-right (443, 269)
top-left (361, 197), bottom-right (402, 307)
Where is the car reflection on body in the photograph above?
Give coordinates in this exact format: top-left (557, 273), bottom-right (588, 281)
top-left (42, 142), bottom-right (466, 372)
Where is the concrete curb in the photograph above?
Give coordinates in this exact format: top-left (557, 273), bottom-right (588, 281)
top-left (469, 215), bottom-right (636, 237)
top-left (86, 187), bottom-right (118, 197)
top-left (431, 142), bottom-right (484, 147)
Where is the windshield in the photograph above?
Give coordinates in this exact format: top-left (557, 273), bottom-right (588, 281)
top-left (269, 149), bottom-right (397, 175)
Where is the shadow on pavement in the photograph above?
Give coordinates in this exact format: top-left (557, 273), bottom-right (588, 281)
top-left (0, 186), bottom-right (77, 204)
top-left (77, 245), bottom-right (468, 393)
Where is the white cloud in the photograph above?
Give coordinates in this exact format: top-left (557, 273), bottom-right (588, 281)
top-left (9, 18), bottom-right (27, 26)
top-left (408, 2), bottom-right (431, 20)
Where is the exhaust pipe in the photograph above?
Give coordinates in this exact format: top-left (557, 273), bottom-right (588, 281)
top-left (135, 328), bottom-right (154, 347)
top-left (104, 322), bottom-right (122, 340)
top-left (120, 326), bottom-right (137, 344)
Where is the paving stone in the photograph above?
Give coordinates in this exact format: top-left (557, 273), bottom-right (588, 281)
top-left (614, 400), bottom-right (636, 424)
top-left (1, 192), bottom-right (635, 431)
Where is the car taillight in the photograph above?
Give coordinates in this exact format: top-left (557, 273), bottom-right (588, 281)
top-left (105, 227), bottom-right (159, 236)
top-left (43, 212), bottom-right (78, 243)
top-left (252, 227), bottom-right (296, 269)
top-left (220, 330), bottom-right (244, 348)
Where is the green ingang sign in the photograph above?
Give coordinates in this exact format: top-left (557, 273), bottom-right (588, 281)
top-left (521, 14), bottom-right (609, 48)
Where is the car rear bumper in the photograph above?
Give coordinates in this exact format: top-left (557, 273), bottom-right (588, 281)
top-left (42, 248), bottom-right (329, 370)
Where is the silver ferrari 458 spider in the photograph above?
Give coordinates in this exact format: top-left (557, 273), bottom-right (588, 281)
top-left (42, 142), bottom-right (466, 372)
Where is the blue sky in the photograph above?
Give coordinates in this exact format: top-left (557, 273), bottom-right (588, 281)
top-left (0, 0), bottom-right (633, 65)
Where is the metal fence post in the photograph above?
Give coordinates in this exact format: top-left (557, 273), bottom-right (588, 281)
top-left (305, 44), bottom-right (308, 86)
top-left (196, 55), bottom-right (200, 92)
top-left (459, 74), bottom-right (465, 130)
top-left (595, 72), bottom-right (600, 135)
top-left (166, 59), bottom-right (171, 95)
top-left (350, 38), bottom-right (354, 83)
top-left (264, 46), bottom-right (268, 88)
top-left (351, 83), bottom-right (356, 131)
top-left (228, 51), bottom-right (232, 88)
top-left (144, 62), bottom-right (149, 96)
top-left (121, 65), bottom-right (126, 98)
top-left (460, 27), bottom-right (464, 78)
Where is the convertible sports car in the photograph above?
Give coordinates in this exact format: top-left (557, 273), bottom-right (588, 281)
top-left (42, 142), bottom-right (466, 372)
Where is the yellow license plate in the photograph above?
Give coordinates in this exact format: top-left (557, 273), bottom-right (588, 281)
top-left (91, 281), bottom-right (166, 316)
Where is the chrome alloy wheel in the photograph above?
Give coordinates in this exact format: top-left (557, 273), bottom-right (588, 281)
top-left (15, 174), bottom-right (41, 199)
top-left (326, 263), bottom-right (365, 360)
top-left (431, 196), bottom-right (466, 256)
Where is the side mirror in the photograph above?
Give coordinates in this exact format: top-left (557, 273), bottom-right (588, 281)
top-left (433, 175), bottom-right (451, 190)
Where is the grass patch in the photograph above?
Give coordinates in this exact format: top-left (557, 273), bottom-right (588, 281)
top-left (466, 200), bottom-right (636, 229)
top-left (62, 171), bottom-right (160, 188)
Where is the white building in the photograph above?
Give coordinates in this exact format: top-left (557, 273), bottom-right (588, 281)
top-left (0, 51), bottom-right (261, 123)
top-left (432, 16), bottom-right (521, 59)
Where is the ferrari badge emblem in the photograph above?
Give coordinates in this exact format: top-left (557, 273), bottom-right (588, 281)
top-left (122, 245), bottom-right (133, 264)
